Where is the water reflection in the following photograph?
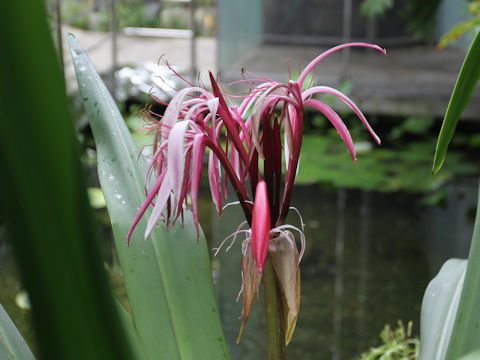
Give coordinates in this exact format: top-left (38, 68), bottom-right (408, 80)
top-left (202, 180), bottom-right (477, 360)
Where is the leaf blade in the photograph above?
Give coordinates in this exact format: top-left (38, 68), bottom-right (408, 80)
top-left (0, 304), bottom-right (36, 360)
top-left (433, 31), bottom-right (480, 173)
top-left (67, 33), bottom-right (230, 360)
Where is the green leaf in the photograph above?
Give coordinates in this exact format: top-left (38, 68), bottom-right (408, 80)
top-left (418, 259), bottom-right (467, 360)
top-left (433, 31), bottom-right (480, 173)
top-left (67, 34), bottom-right (230, 360)
top-left (359, 0), bottom-right (393, 18)
top-left (0, 2), bottom-right (133, 359)
top-left (438, 18), bottom-right (480, 49)
top-left (115, 300), bottom-right (146, 360)
top-left (445, 182), bottom-right (480, 359)
top-left (0, 303), bottom-right (36, 360)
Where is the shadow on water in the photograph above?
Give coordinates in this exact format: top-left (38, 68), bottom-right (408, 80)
top-left (202, 179), bottom-right (477, 360)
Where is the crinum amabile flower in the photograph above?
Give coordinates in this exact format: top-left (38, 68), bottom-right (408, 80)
top-left (128, 42), bottom-right (386, 344)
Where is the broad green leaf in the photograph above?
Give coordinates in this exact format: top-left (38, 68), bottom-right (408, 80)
top-left (0, 2), bottom-right (132, 359)
top-left (115, 300), bottom-right (146, 360)
top-left (418, 259), bottom-right (467, 360)
top-left (445, 182), bottom-right (480, 359)
top-left (0, 304), bottom-right (36, 360)
top-left (433, 31), bottom-right (480, 173)
top-left (67, 34), bottom-right (230, 360)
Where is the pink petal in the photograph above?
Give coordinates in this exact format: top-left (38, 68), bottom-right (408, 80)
top-left (162, 87), bottom-right (212, 130)
top-left (167, 121), bottom-right (190, 203)
top-left (297, 42), bottom-right (386, 87)
top-left (145, 174), bottom-right (172, 239)
top-left (302, 86), bottom-right (380, 144)
top-left (127, 170), bottom-right (166, 245)
top-left (251, 181), bottom-right (271, 272)
top-left (208, 151), bottom-right (222, 215)
top-left (304, 98), bottom-right (356, 163)
top-left (191, 134), bottom-right (206, 238)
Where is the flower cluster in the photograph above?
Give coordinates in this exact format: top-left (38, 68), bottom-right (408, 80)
top-left (128, 42), bottom-right (385, 343)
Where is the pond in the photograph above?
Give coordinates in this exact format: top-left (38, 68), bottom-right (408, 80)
top-left (0, 153), bottom-right (478, 359)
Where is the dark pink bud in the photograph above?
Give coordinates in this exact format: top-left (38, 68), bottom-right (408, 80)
top-left (251, 181), bottom-right (271, 272)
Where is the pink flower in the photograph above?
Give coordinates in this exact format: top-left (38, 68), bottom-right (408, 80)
top-left (127, 42), bottom-right (386, 342)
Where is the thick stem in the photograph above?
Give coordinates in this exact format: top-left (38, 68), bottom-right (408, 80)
top-left (263, 255), bottom-right (286, 360)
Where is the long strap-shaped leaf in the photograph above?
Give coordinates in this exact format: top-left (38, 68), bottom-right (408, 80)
top-left (445, 181), bottom-right (480, 359)
top-left (418, 259), bottom-right (467, 360)
top-left (0, 304), bottom-right (36, 360)
top-left (433, 31), bottom-right (480, 173)
top-left (67, 34), bottom-right (230, 360)
top-left (0, 2), bottom-right (133, 359)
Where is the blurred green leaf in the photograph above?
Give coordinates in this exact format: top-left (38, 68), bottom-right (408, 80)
top-left (445, 183), bottom-right (480, 359)
top-left (67, 33), bottom-right (230, 360)
top-left (0, 2), bottom-right (132, 359)
top-left (438, 18), bottom-right (480, 49)
top-left (418, 259), bottom-right (467, 360)
top-left (433, 31), bottom-right (480, 173)
top-left (0, 303), bottom-right (36, 360)
top-left (360, 0), bottom-right (393, 19)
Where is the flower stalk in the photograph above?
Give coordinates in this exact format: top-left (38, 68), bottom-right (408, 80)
top-left (263, 255), bottom-right (286, 360)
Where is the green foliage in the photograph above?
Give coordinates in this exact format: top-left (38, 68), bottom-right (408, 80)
top-left (0, 304), bottom-right (36, 360)
top-left (423, 29), bottom-right (480, 360)
top-left (402, 0), bottom-right (442, 39)
top-left (296, 134), bottom-right (477, 193)
top-left (389, 116), bottom-right (434, 140)
top-left (357, 321), bottom-right (419, 360)
top-left (438, 0), bottom-right (480, 49)
top-left (433, 32), bottom-right (480, 173)
top-left (444, 183), bottom-right (480, 359)
top-left (68, 34), bottom-right (230, 360)
top-left (360, 0), bottom-right (394, 19)
top-left (0, 1), bottom-right (133, 359)
top-left (418, 259), bottom-right (467, 360)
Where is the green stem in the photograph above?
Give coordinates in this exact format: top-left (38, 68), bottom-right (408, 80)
top-left (263, 255), bottom-right (286, 360)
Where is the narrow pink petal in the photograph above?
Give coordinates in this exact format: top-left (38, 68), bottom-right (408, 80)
top-left (191, 134), bottom-right (206, 239)
top-left (145, 174), bottom-right (172, 239)
top-left (305, 98), bottom-right (356, 163)
top-left (251, 181), bottom-right (271, 272)
top-left (302, 86), bottom-right (380, 144)
top-left (127, 170), bottom-right (166, 245)
top-left (297, 42), bottom-right (386, 87)
top-left (162, 87), bottom-right (212, 130)
top-left (206, 97), bottom-right (219, 119)
top-left (208, 151), bottom-right (222, 215)
top-left (167, 121), bottom-right (190, 203)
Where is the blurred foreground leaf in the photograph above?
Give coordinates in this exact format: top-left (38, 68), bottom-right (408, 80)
top-left (0, 2), bottom-right (132, 359)
top-left (418, 259), bottom-right (466, 360)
